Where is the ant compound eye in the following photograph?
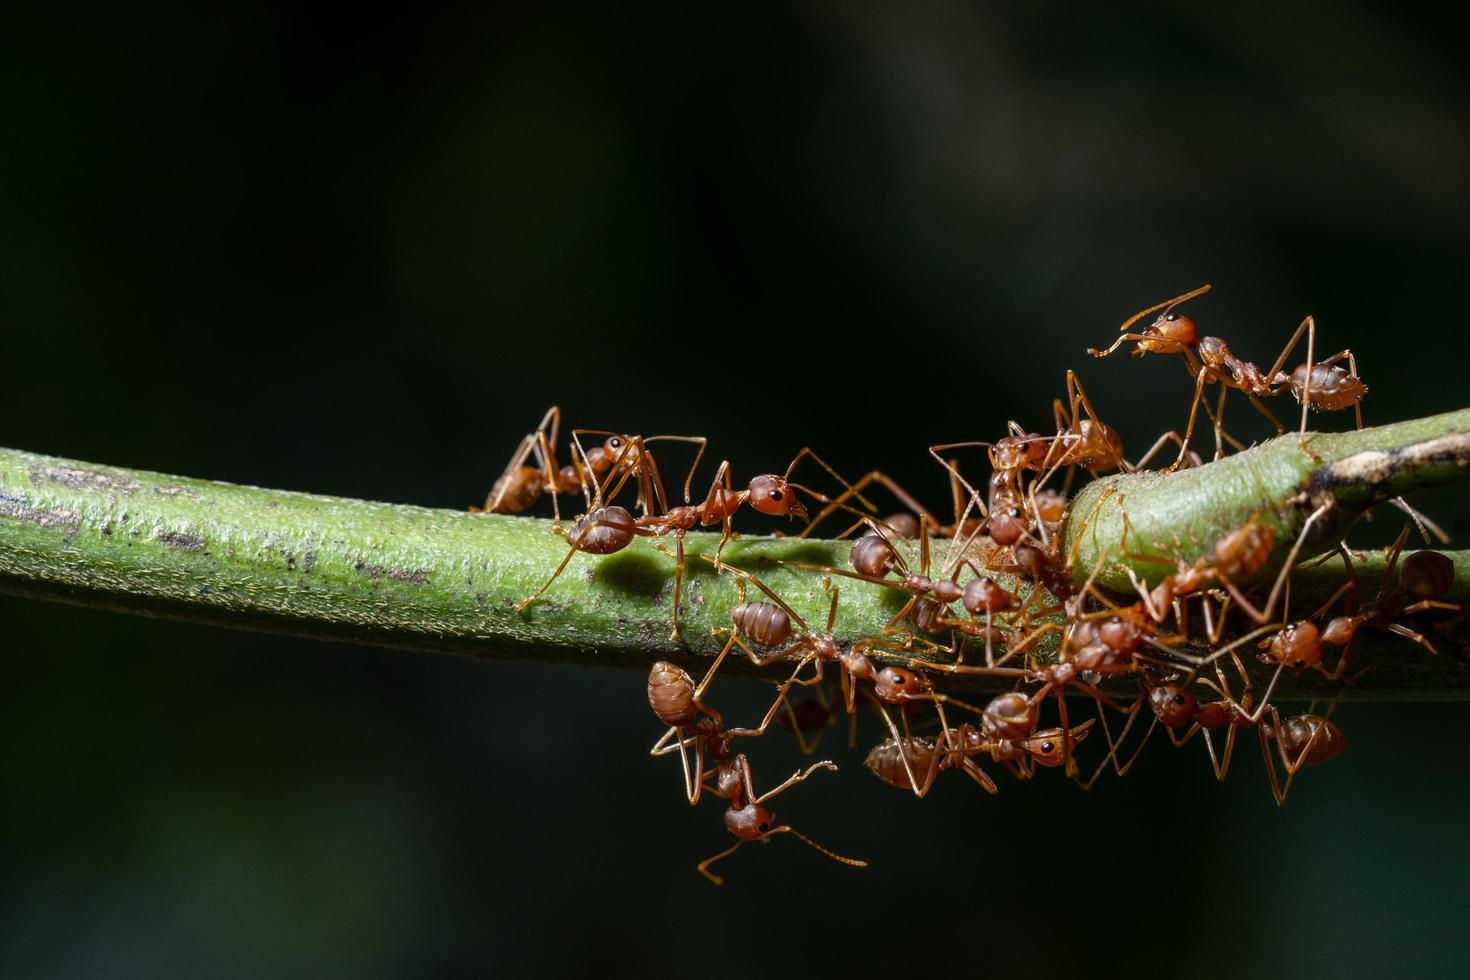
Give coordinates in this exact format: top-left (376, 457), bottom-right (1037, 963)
top-left (609, 437), bottom-right (622, 448)
top-left (1166, 313), bottom-right (1177, 321)
top-left (759, 822), bottom-right (770, 832)
top-left (768, 489), bottom-right (783, 500)
top-left (1042, 742), bottom-right (1055, 753)
top-left (1008, 507), bottom-right (1022, 518)
top-left (1173, 694), bottom-right (1186, 704)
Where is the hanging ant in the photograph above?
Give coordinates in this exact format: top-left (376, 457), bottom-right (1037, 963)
top-left (1258, 702), bottom-right (1347, 806)
top-left (1075, 645), bottom-right (1284, 788)
top-left (863, 705), bottom-right (1099, 796)
top-left (693, 748), bottom-right (866, 885)
top-left (647, 636), bottom-right (814, 804)
top-left (1289, 526), bottom-right (1460, 678)
top-left (708, 556), bottom-right (984, 795)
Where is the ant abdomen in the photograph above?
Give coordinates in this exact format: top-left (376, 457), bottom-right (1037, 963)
top-left (908, 598), bottom-right (949, 635)
top-left (732, 601), bottom-right (793, 647)
top-left (1268, 621), bottom-right (1322, 668)
top-left (1401, 550), bottom-right (1456, 600)
top-left (567, 506), bottom-right (638, 554)
top-left (1273, 714), bottom-right (1347, 767)
top-left (1214, 521), bottom-right (1275, 579)
top-left (485, 466), bottom-right (546, 513)
top-left (865, 737), bottom-right (942, 790)
top-left (850, 533), bottom-right (897, 579)
top-left (1290, 364), bottom-right (1367, 411)
top-left (877, 513), bottom-right (922, 538)
top-left (982, 692), bottom-right (1036, 740)
top-left (648, 661), bottom-right (699, 727)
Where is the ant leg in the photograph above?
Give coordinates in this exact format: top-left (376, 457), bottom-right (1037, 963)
top-left (958, 757), bottom-right (999, 794)
top-left (1072, 693), bottom-right (1145, 790)
top-left (1298, 317), bottom-right (1318, 456)
top-left (1399, 599), bottom-right (1460, 616)
top-left (1166, 368), bottom-right (1212, 473)
top-left (801, 471), bottom-right (938, 540)
top-left (643, 435), bottom-right (708, 504)
top-left (1223, 503), bottom-right (1334, 626)
top-left (728, 655), bottom-right (821, 739)
top-left (1132, 431), bottom-right (1199, 471)
top-left (478, 410), bottom-right (559, 516)
top-left (782, 447), bottom-right (876, 512)
top-left (870, 700), bottom-right (925, 798)
top-left (1347, 349), bottom-right (1363, 431)
top-left (1390, 497), bottom-right (1451, 545)
top-left (651, 726), bottom-right (705, 805)
top-left (669, 530), bottom-right (686, 643)
top-left (517, 518), bottom-right (651, 613)
top-left (1383, 622), bottom-right (1441, 656)
top-left (752, 760), bottom-right (839, 806)
top-left (697, 840), bottom-right (745, 885)
top-left (701, 554), bottom-right (814, 636)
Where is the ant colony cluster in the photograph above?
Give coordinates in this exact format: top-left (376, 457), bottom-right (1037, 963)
top-left (475, 287), bottom-right (1458, 884)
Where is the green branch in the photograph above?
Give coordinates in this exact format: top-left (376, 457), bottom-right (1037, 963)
top-left (1, 410), bottom-right (1468, 700)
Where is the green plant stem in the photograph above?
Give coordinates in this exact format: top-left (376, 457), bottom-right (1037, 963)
top-left (0, 440), bottom-right (1467, 700)
top-left (1061, 407), bottom-right (1470, 591)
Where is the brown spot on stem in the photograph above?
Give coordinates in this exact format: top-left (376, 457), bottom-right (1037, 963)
top-left (156, 528), bottom-right (207, 551)
top-left (32, 466), bottom-right (141, 495)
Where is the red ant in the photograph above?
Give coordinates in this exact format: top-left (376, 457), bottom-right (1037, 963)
top-left (644, 644), bottom-right (864, 882)
top-left (1274, 526), bottom-right (1460, 679)
top-left (519, 447), bottom-right (868, 641)
top-left (478, 407), bottom-right (707, 521)
top-left (708, 556), bottom-right (985, 795)
top-left (694, 749), bottom-right (867, 884)
top-left (1258, 702), bottom-right (1347, 806)
top-left (1076, 644), bottom-right (1284, 788)
top-left (863, 717), bottom-right (1099, 797)
top-left (647, 639), bottom-right (813, 804)
top-left (1090, 285), bottom-right (1368, 465)
top-left (797, 459), bottom-right (983, 543)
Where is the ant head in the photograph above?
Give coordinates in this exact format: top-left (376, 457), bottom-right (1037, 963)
top-left (748, 475), bottom-right (807, 519)
top-left (1144, 310), bottom-right (1199, 349)
top-left (1148, 681), bottom-right (1199, 727)
top-left (986, 505), bottom-right (1031, 547)
top-left (602, 435), bottom-right (640, 467)
top-left (1023, 720), bottom-right (1093, 767)
top-left (875, 666), bottom-right (926, 701)
top-left (724, 801), bottom-right (777, 841)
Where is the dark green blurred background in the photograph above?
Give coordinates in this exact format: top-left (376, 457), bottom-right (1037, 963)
top-left (5, 3), bottom-right (1470, 978)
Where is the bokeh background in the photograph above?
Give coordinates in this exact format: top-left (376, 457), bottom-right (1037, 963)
top-left (5, 3), bottom-right (1470, 978)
